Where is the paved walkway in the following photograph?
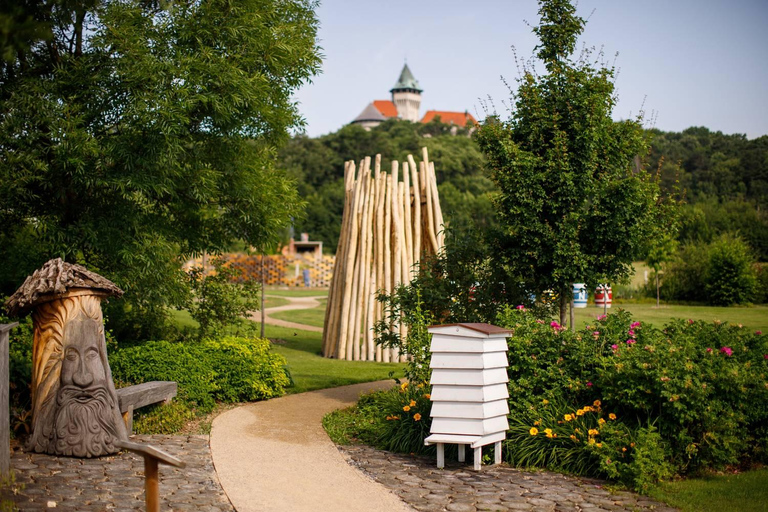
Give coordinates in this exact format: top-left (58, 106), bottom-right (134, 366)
top-left (250, 294), bottom-right (325, 333)
top-left (3, 435), bottom-right (232, 511)
top-left (210, 380), bottom-right (412, 512)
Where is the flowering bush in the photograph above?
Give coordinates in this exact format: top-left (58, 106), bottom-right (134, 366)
top-left (497, 305), bottom-right (768, 488)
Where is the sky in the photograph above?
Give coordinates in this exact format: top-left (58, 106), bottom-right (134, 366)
top-left (293, 0), bottom-right (768, 139)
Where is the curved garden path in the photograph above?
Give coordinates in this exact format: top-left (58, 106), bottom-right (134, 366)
top-left (251, 294), bottom-right (326, 333)
top-left (210, 380), bottom-right (413, 512)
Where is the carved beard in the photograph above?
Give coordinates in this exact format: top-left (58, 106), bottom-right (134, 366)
top-left (51, 386), bottom-right (121, 457)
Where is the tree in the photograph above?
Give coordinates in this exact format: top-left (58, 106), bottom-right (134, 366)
top-left (476, 0), bottom-right (676, 325)
top-left (646, 235), bottom-right (677, 307)
top-left (0, 0), bottom-right (321, 336)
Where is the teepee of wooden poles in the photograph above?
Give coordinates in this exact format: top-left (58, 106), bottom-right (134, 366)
top-left (322, 148), bottom-right (445, 361)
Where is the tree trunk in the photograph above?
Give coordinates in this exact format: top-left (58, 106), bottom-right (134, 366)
top-left (559, 291), bottom-right (567, 327)
top-left (569, 292), bottom-right (575, 332)
top-left (656, 273), bottom-right (660, 308)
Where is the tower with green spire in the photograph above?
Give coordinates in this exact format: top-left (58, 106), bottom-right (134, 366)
top-left (390, 63), bottom-right (422, 122)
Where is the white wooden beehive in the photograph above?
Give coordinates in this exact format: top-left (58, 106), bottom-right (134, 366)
top-left (424, 323), bottom-right (512, 469)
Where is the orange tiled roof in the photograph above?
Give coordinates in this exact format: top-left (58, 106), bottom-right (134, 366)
top-left (420, 110), bottom-right (477, 126)
top-left (373, 100), bottom-right (398, 118)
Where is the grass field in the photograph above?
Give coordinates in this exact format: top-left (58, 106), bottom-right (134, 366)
top-left (262, 295), bottom-right (291, 308)
top-left (647, 469), bottom-right (768, 512)
top-left (269, 299), bottom-right (327, 327)
top-left (264, 288), bottom-right (329, 297)
top-left (570, 303), bottom-right (768, 332)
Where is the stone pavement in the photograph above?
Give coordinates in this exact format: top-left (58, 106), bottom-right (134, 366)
top-left (340, 445), bottom-right (677, 512)
top-left (3, 435), bottom-right (232, 511)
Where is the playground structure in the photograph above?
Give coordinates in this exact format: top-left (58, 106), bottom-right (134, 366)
top-left (322, 148), bottom-right (445, 361)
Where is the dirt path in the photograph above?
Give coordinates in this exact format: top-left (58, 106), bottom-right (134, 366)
top-left (251, 294), bottom-right (326, 333)
top-left (210, 381), bottom-right (413, 512)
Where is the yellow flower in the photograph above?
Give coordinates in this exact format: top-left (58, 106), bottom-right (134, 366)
top-left (544, 428), bottom-right (553, 438)
top-left (609, 413), bottom-right (617, 420)
top-left (414, 413), bottom-right (422, 421)
top-left (630, 442), bottom-right (635, 448)
top-left (588, 429), bottom-right (599, 436)
top-left (588, 438), bottom-right (596, 445)
top-left (403, 405), bottom-right (410, 412)
top-left (542, 399), bottom-right (549, 404)
top-left (400, 382), bottom-right (408, 390)
top-left (597, 443), bottom-right (603, 448)
top-left (534, 420), bottom-right (540, 426)
top-left (622, 447), bottom-right (627, 452)
top-left (409, 400), bottom-right (416, 407)
top-left (564, 414), bottom-right (573, 421)
top-left (598, 418), bottom-right (606, 425)
top-left (576, 409), bottom-right (585, 416)
top-left (424, 394), bottom-right (431, 399)
top-left (417, 383), bottom-right (424, 389)
top-left (569, 435), bottom-right (578, 441)
top-left (593, 400), bottom-right (601, 407)
top-left (529, 427), bottom-right (539, 436)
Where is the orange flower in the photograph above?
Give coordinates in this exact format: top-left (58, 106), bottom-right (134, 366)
top-left (529, 427), bottom-right (539, 436)
top-left (593, 400), bottom-right (601, 407)
top-left (598, 418), bottom-right (606, 426)
top-left (414, 413), bottom-right (422, 421)
top-left (564, 414), bottom-right (573, 421)
top-left (609, 413), bottom-right (617, 420)
top-left (424, 394), bottom-right (431, 399)
top-left (403, 405), bottom-right (410, 412)
top-left (409, 400), bottom-right (416, 407)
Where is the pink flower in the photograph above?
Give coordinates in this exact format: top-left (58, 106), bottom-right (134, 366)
top-left (550, 321), bottom-right (562, 330)
top-left (756, 331), bottom-right (763, 335)
top-left (720, 347), bottom-right (733, 357)
top-left (688, 319), bottom-right (694, 324)
top-left (626, 339), bottom-right (636, 345)
top-left (628, 329), bottom-right (636, 337)
top-left (706, 348), bottom-right (713, 353)
top-left (630, 321), bottom-right (641, 329)
top-left (763, 354), bottom-right (768, 360)
top-left (611, 344), bottom-right (619, 351)
top-left (586, 381), bottom-right (593, 387)
top-left (516, 305), bottom-right (525, 310)
top-left (597, 315), bottom-right (607, 321)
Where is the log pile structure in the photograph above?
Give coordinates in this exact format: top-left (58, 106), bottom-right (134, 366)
top-left (322, 148), bottom-right (445, 361)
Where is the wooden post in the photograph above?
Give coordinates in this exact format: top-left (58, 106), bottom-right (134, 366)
top-left (115, 440), bottom-right (185, 512)
top-left (408, 154), bottom-right (422, 264)
top-left (474, 447), bottom-right (482, 471)
top-left (436, 443), bottom-right (445, 469)
top-left (494, 441), bottom-right (502, 465)
top-left (1, 323), bottom-right (18, 479)
top-left (458, 444), bottom-right (465, 463)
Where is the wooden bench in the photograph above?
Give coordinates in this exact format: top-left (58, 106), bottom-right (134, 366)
top-left (116, 381), bottom-right (177, 433)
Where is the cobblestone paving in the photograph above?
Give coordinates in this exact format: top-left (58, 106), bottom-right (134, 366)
top-left (340, 445), bottom-right (678, 512)
top-left (3, 435), bottom-right (233, 511)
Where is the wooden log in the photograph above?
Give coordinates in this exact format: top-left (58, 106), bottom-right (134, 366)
top-left (390, 162), bottom-right (402, 362)
top-left (1, 323), bottom-right (18, 478)
top-left (348, 159), bottom-right (370, 360)
top-left (375, 170), bottom-right (386, 362)
top-left (382, 166), bottom-right (392, 363)
top-left (361, 179), bottom-right (377, 361)
top-left (408, 154), bottom-right (422, 264)
top-left (421, 160), bottom-right (439, 254)
top-left (352, 161), bottom-right (372, 360)
top-left (336, 161), bottom-right (363, 359)
top-left (429, 161), bottom-right (445, 250)
top-left (402, 161), bottom-right (414, 279)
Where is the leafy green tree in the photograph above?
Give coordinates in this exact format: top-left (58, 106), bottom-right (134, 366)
top-left (476, 0), bottom-right (676, 325)
top-left (646, 235), bottom-right (678, 307)
top-left (0, 0), bottom-right (320, 337)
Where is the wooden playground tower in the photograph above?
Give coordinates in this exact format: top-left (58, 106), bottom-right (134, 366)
top-left (322, 148), bottom-right (445, 362)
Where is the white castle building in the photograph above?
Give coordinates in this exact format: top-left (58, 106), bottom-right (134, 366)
top-left (352, 64), bottom-right (476, 131)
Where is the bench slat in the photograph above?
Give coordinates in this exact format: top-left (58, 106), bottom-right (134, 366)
top-left (116, 381), bottom-right (177, 413)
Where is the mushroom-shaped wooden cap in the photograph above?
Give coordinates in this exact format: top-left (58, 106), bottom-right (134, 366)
top-left (5, 258), bottom-right (123, 316)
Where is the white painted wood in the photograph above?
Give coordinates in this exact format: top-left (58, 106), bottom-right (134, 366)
top-left (430, 415), bottom-right (509, 436)
top-left (429, 367), bottom-right (509, 386)
top-left (430, 383), bottom-right (509, 403)
top-left (430, 399), bottom-right (509, 419)
top-left (430, 337), bottom-right (508, 353)
top-left (436, 443), bottom-right (444, 469)
top-left (474, 447), bottom-right (481, 471)
top-left (494, 441), bottom-right (502, 465)
top-left (429, 325), bottom-right (511, 339)
top-left (458, 444), bottom-right (465, 462)
top-left (430, 351), bottom-right (508, 370)
top-left (424, 432), bottom-right (506, 448)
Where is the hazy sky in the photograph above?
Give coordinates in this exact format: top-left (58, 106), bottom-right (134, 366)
top-left (294, 0), bottom-right (768, 139)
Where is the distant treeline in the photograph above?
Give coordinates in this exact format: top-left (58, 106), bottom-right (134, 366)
top-left (280, 122), bottom-right (768, 260)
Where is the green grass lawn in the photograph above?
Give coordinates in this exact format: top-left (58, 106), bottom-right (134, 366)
top-left (263, 324), bottom-right (402, 394)
top-left (568, 303), bottom-right (768, 332)
top-left (269, 302), bottom-right (327, 327)
top-left (264, 288), bottom-right (329, 297)
top-left (262, 295), bottom-right (291, 308)
top-left (647, 469), bottom-right (768, 512)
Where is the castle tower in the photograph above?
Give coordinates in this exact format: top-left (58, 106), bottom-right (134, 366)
top-left (390, 64), bottom-right (422, 122)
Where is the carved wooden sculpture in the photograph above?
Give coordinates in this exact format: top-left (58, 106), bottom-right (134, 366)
top-left (6, 259), bottom-right (128, 457)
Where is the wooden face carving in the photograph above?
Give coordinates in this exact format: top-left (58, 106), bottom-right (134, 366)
top-left (27, 295), bottom-right (126, 457)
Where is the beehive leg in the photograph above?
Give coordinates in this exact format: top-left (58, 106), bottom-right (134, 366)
top-left (458, 444), bottom-right (465, 462)
top-left (436, 443), bottom-right (444, 469)
top-left (494, 441), bottom-right (502, 465)
top-left (473, 447), bottom-right (482, 471)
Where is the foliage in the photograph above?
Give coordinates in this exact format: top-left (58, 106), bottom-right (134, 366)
top-left (110, 336), bottom-right (290, 413)
top-left (323, 383), bottom-right (433, 455)
top-left (132, 401), bottom-right (195, 436)
top-left (0, 0), bottom-right (320, 338)
top-left (475, 0), bottom-right (677, 324)
top-left (496, 305), bottom-right (768, 485)
top-left (187, 259), bottom-right (260, 340)
top-left (664, 235), bottom-right (758, 305)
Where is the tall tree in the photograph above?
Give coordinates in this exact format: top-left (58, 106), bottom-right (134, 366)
top-left (0, 0), bottom-right (321, 335)
top-left (476, 0), bottom-right (676, 325)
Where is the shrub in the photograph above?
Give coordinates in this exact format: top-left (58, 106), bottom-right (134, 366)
top-left (705, 235), bottom-right (757, 305)
top-left (110, 340), bottom-right (219, 412)
top-left (133, 401), bottom-right (195, 435)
